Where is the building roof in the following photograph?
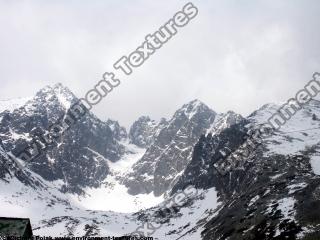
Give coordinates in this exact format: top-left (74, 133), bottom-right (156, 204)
top-left (0, 217), bottom-right (33, 237)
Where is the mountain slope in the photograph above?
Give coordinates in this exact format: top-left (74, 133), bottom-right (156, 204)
top-left (2, 87), bottom-right (320, 239)
top-left (0, 84), bottom-right (128, 193)
top-left (0, 139), bottom-right (222, 239)
top-left (129, 116), bottom-right (167, 148)
top-left (124, 100), bottom-right (217, 196)
top-left (172, 100), bottom-right (320, 239)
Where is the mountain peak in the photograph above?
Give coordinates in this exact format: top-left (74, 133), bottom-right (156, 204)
top-left (186, 99), bottom-right (204, 107)
top-left (37, 83), bottom-right (73, 95)
top-left (189, 98), bottom-right (201, 104)
top-left (206, 110), bottom-right (243, 135)
top-left (53, 82), bottom-right (64, 89)
top-left (177, 99), bottom-right (216, 120)
top-left (128, 115), bottom-right (160, 148)
top-left (35, 83), bottom-right (76, 109)
top-left (106, 119), bottom-right (127, 141)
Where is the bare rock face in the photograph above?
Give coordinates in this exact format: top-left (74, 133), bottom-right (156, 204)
top-left (107, 119), bottom-right (128, 142)
top-left (124, 100), bottom-right (217, 196)
top-left (129, 116), bottom-right (167, 148)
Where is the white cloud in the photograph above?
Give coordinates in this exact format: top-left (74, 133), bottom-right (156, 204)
top-left (0, 0), bottom-right (319, 127)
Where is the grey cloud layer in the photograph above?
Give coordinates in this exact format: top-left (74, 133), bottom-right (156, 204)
top-left (0, 0), bottom-right (319, 127)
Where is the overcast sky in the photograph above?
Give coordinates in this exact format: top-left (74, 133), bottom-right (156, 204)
top-left (0, 0), bottom-right (319, 128)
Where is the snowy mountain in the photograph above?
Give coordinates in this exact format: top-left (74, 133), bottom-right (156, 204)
top-left (0, 83), bottom-right (128, 194)
top-left (124, 101), bottom-right (244, 197)
top-left (0, 107), bottom-right (221, 239)
top-left (172, 100), bottom-right (320, 239)
top-left (1, 84), bottom-right (320, 239)
top-left (129, 116), bottom-right (167, 148)
top-left (206, 111), bottom-right (244, 135)
top-left (124, 100), bottom-right (217, 196)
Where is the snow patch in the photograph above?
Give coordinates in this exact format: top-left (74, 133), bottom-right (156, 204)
top-left (0, 97), bottom-right (31, 113)
top-left (71, 144), bottom-right (164, 213)
top-left (310, 154), bottom-right (320, 175)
